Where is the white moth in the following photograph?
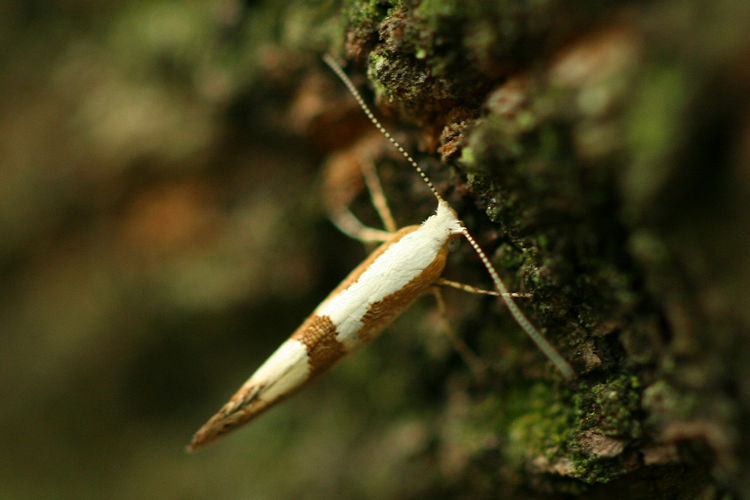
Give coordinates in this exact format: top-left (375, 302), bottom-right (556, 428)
top-left (187, 55), bottom-right (574, 451)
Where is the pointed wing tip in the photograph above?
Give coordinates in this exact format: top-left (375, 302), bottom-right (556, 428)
top-left (185, 437), bottom-right (208, 453)
top-left (184, 401), bottom-right (262, 452)
top-left (185, 424), bottom-right (215, 453)
top-left (185, 409), bottom-right (234, 452)
top-left (185, 382), bottom-right (274, 452)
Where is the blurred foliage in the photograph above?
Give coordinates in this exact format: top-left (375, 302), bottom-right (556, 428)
top-left (1, 0), bottom-right (749, 499)
top-left (0, 1), bottom-right (364, 498)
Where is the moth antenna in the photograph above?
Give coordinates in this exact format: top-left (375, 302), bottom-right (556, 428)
top-left (322, 54), bottom-right (443, 202)
top-left (323, 54), bottom-right (575, 379)
top-left (460, 229), bottom-right (575, 379)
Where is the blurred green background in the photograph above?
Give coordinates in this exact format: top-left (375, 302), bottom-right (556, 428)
top-left (0, 2), bottom-right (423, 498)
top-left (4, 1), bottom-right (750, 498)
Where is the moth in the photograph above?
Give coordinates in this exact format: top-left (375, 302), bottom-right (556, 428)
top-left (186, 55), bottom-right (574, 451)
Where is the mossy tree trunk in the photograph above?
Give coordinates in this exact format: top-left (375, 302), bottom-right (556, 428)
top-left (2, 0), bottom-right (747, 498)
top-left (258, 1), bottom-right (748, 497)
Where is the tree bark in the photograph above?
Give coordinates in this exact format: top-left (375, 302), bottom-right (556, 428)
top-left (259, 1), bottom-right (749, 497)
top-left (2, 1), bottom-right (747, 498)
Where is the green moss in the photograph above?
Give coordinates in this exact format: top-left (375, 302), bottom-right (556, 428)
top-left (466, 381), bottom-right (575, 466)
top-left (550, 374), bottom-right (645, 484)
top-left (570, 455), bottom-right (622, 484)
top-left (458, 374), bottom-right (648, 486)
top-left (506, 383), bottom-right (574, 459)
top-left (457, 80), bottom-right (625, 350)
top-left (6, 0), bottom-right (748, 497)
top-left (351, 0), bottom-right (605, 124)
top-left (335, 0), bottom-right (748, 495)
top-left (575, 374), bottom-right (643, 439)
top-left (344, 0), bottom-right (389, 29)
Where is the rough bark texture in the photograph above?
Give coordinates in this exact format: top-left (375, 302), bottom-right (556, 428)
top-left (1, 1), bottom-right (748, 498)
top-left (320, 1), bottom-right (749, 497)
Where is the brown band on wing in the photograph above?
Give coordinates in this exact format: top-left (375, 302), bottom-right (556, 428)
top-left (189, 225), bottom-right (454, 451)
top-left (291, 314), bottom-right (346, 377)
top-left (358, 244), bottom-right (450, 343)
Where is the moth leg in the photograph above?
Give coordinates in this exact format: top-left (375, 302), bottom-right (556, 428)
top-left (436, 278), bottom-right (530, 298)
top-left (429, 286), bottom-right (488, 380)
top-left (323, 135), bottom-right (396, 243)
top-left (323, 151), bottom-right (393, 243)
top-left (360, 157), bottom-right (397, 233)
top-left (327, 206), bottom-right (392, 243)
top-left (326, 156), bottom-right (399, 242)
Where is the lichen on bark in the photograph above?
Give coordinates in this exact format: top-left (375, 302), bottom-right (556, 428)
top-left (3, 0), bottom-right (747, 498)
top-left (321, 0), bottom-right (750, 497)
